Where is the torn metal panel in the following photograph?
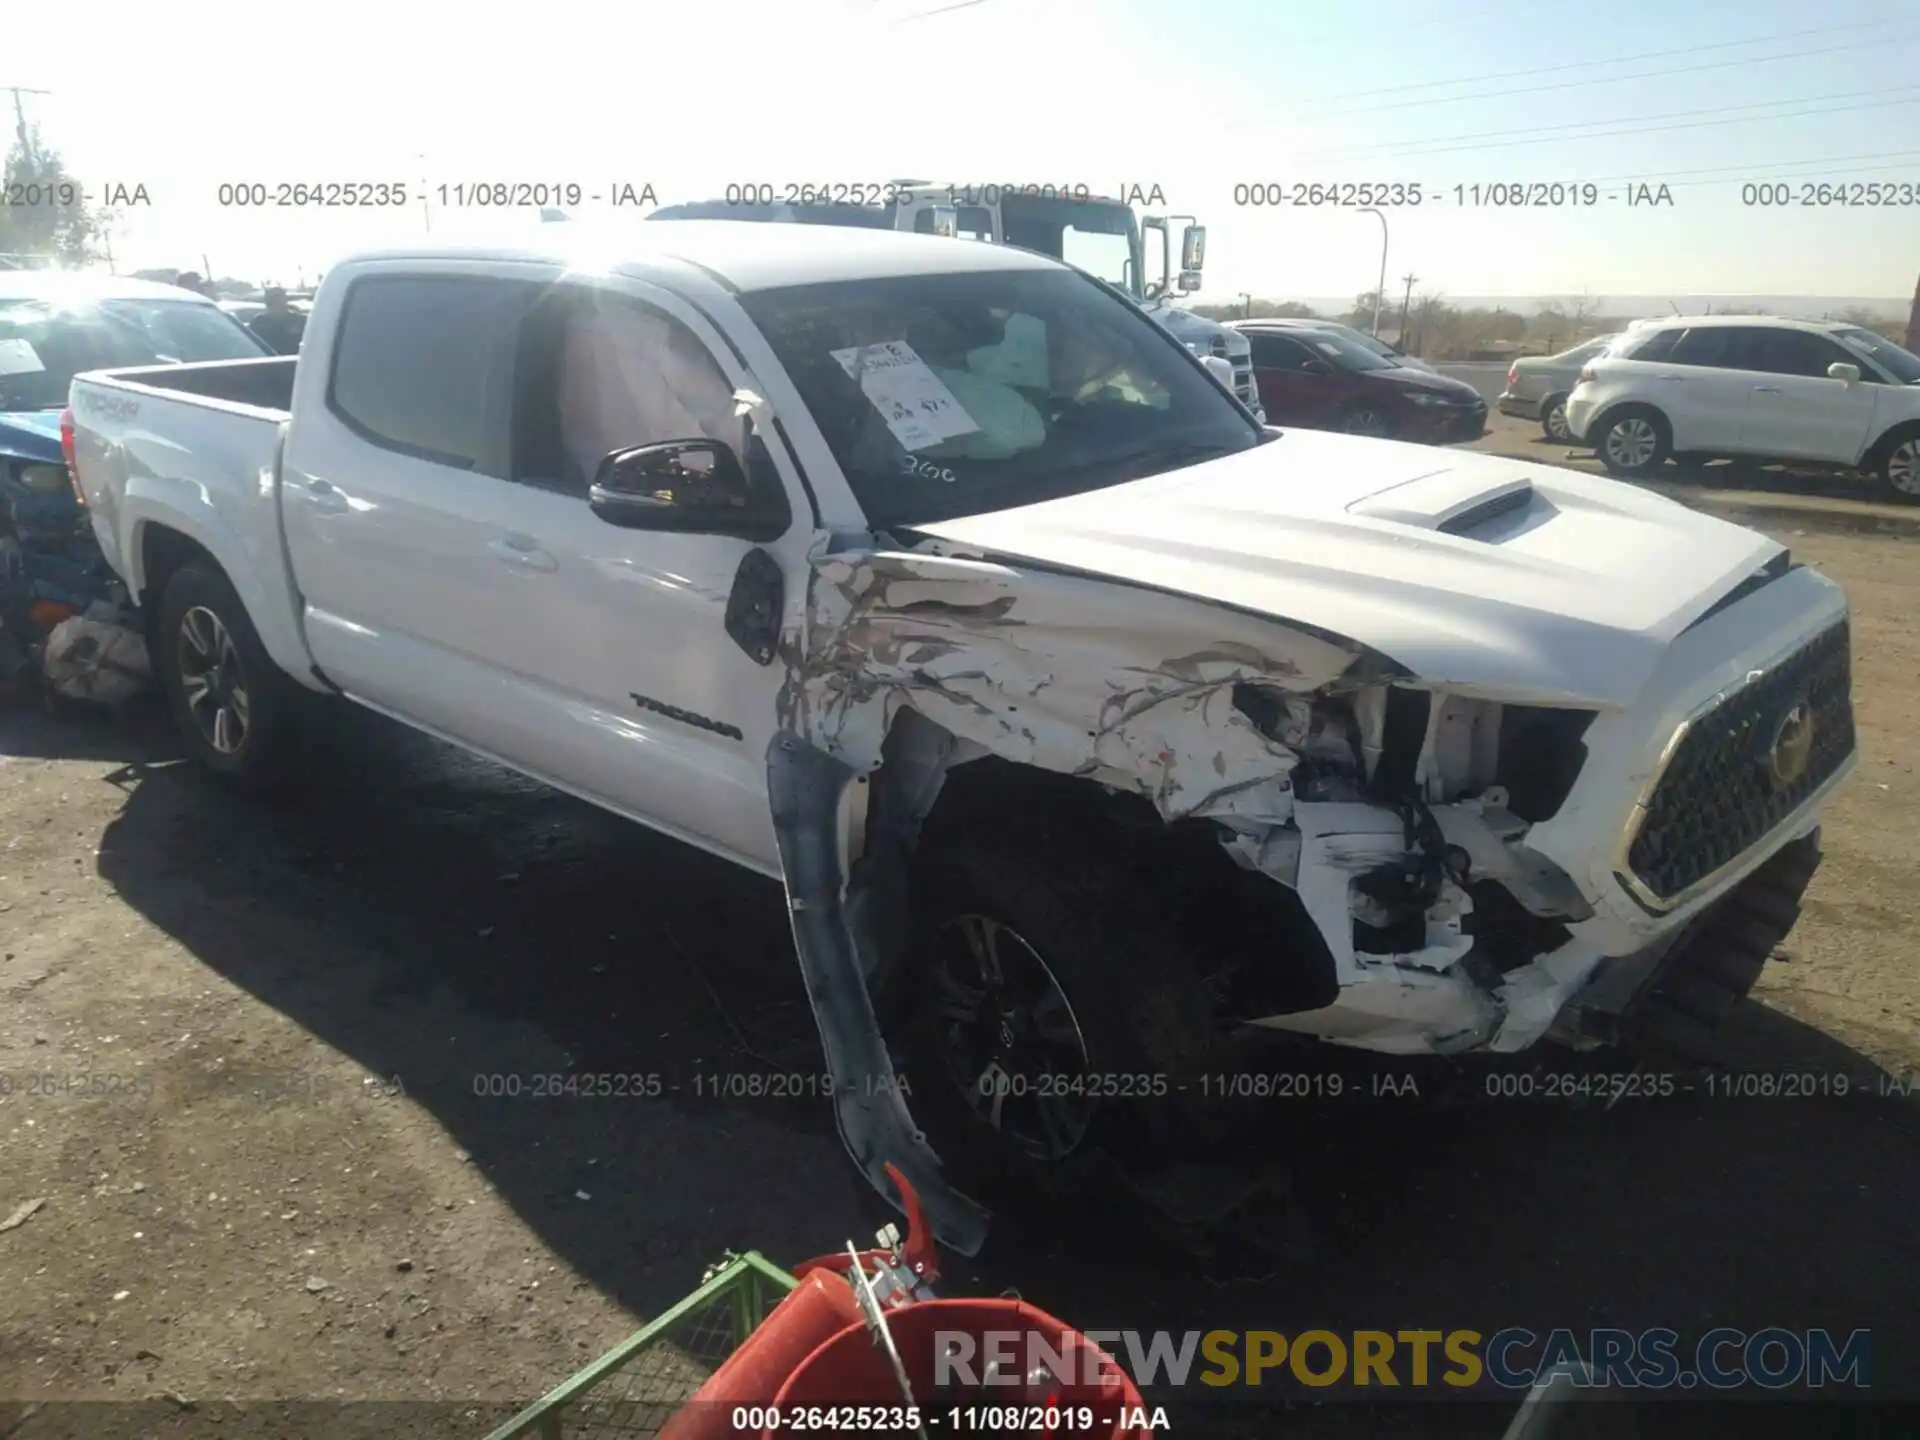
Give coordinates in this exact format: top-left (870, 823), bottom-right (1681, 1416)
top-left (1489, 938), bottom-right (1609, 1052)
top-left (764, 728), bottom-right (992, 1257)
top-left (782, 546), bottom-right (1363, 825)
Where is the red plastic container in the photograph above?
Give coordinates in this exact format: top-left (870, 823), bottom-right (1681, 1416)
top-left (655, 1269), bottom-right (863, 1440)
top-left (764, 1297), bottom-right (1151, 1438)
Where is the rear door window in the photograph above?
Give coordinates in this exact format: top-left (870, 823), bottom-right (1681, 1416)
top-left (327, 275), bottom-right (536, 474)
top-left (1668, 327), bottom-right (1764, 370)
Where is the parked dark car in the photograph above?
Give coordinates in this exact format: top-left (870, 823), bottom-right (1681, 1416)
top-left (1236, 322), bottom-right (1487, 443)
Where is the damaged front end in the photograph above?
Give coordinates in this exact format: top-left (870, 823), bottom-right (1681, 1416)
top-left (764, 537), bottom-right (1619, 1252)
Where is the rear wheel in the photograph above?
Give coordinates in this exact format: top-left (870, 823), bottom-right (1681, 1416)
top-left (1540, 393), bottom-right (1572, 442)
top-left (897, 812), bottom-right (1218, 1205)
top-left (156, 561), bottom-right (302, 790)
top-left (1594, 406), bottom-right (1670, 476)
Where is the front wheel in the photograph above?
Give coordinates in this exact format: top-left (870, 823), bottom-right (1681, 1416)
top-left (897, 815), bottom-right (1218, 1205)
top-left (1594, 407), bottom-right (1671, 476)
top-left (1340, 404), bottom-right (1395, 440)
top-left (156, 561), bottom-right (302, 789)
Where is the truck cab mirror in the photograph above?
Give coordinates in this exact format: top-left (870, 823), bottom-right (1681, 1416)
top-left (1180, 224), bottom-right (1207, 273)
top-left (1176, 270), bottom-right (1203, 294)
top-left (588, 438), bottom-right (790, 543)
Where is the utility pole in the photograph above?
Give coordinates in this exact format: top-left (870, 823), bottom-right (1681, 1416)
top-left (1398, 272), bottom-right (1417, 344)
top-left (1238, 292), bottom-right (1252, 319)
top-left (1359, 208), bottom-right (1388, 335)
top-left (6, 86), bottom-right (52, 166)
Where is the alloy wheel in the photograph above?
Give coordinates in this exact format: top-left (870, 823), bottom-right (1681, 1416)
top-left (928, 912), bottom-right (1095, 1161)
top-left (1888, 438), bottom-right (1920, 496)
top-left (177, 605), bottom-right (250, 755)
top-left (1544, 399), bottom-right (1571, 441)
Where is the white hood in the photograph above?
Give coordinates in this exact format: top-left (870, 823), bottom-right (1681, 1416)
top-left (915, 430), bottom-right (1784, 709)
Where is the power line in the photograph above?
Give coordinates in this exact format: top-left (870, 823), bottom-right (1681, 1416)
top-left (1306, 16), bottom-right (1913, 103)
top-left (1331, 31), bottom-right (1920, 116)
top-left (1283, 85), bottom-right (1920, 161)
top-left (1576, 147), bottom-right (1920, 186)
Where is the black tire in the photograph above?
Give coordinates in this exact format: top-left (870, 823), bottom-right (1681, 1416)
top-left (896, 812), bottom-right (1219, 1207)
top-left (1867, 423), bottom-right (1920, 503)
top-left (1630, 833), bottom-right (1820, 1061)
top-left (155, 560), bottom-right (303, 790)
top-left (1339, 402), bottom-right (1396, 440)
top-left (1539, 392), bottom-right (1572, 442)
top-left (1593, 405), bottom-right (1671, 476)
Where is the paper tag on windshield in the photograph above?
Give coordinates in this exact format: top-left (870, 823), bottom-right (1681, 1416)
top-left (831, 340), bottom-right (980, 452)
top-left (0, 339), bottom-right (45, 376)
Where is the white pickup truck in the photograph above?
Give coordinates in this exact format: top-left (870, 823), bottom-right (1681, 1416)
top-left (66, 222), bottom-right (1855, 1254)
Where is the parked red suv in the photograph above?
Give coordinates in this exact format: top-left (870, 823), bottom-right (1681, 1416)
top-left (1234, 321), bottom-right (1488, 444)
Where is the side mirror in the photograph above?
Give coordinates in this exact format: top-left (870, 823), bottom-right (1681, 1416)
top-left (588, 438), bottom-right (789, 543)
top-left (1301, 359), bottom-right (1332, 377)
top-left (1828, 361), bottom-right (1862, 382)
top-left (1201, 355), bottom-right (1236, 390)
top-left (1176, 270), bottom-right (1203, 294)
top-left (1180, 224), bottom-right (1207, 273)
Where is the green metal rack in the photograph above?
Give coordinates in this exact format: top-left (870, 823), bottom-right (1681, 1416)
top-left (483, 1251), bottom-right (799, 1440)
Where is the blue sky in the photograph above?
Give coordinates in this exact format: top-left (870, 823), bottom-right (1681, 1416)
top-left (22, 0), bottom-right (1920, 305)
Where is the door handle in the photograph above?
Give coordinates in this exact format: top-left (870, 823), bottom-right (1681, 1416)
top-left (303, 478), bottom-right (349, 513)
top-left (1752, 385), bottom-right (1783, 394)
top-left (488, 535), bottom-right (558, 573)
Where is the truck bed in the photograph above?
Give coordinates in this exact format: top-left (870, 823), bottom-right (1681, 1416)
top-left (86, 355), bottom-right (297, 415)
top-left (69, 356), bottom-right (312, 680)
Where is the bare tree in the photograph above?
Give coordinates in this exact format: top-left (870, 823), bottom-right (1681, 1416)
top-left (1565, 289), bottom-right (1606, 340)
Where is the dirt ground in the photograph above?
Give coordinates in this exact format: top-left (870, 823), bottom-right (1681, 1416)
top-left (3, 420), bottom-right (1918, 1437)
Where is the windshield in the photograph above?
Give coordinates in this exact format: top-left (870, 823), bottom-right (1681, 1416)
top-left (1832, 327), bottom-right (1920, 384)
top-left (1299, 329), bottom-right (1399, 372)
top-left (739, 267), bottom-right (1259, 528)
top-left (0, 296), bottom-right (269, 410)
top-left (1001, 196), bottom-right (1142, 297)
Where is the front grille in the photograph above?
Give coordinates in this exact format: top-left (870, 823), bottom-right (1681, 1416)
top-left (1626, 621), bottom-right (1853, 903)
top-left (1234, 364), bottom-right (1257, 406)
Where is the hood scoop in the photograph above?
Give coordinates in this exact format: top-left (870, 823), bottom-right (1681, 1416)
top-left (1346, 469), bottom-right (1536, 534)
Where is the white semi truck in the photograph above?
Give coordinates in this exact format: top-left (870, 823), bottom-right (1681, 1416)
top-left (645, 182), bottom-right (1264, 421)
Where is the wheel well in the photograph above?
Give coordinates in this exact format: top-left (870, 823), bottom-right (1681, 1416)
top-left (1864, 419), bottom-right (1920, 469)
top-left (137, 524), bottom-right (217, 648)
top-left (1590, 400), bottom-right (1670, 442)
top-left (916, 755), bottom-right (1340, 1018)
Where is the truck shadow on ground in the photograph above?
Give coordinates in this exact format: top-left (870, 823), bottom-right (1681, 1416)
top-left (11, 697), bottom-right (1920, 1425)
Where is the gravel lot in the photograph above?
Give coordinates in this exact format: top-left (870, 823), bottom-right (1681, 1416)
top-left (3, 419), bottom-right (1917, 1437)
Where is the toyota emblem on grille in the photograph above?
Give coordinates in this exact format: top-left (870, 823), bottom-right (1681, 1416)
top-left (1765, 700), bottom-right (1816, 791)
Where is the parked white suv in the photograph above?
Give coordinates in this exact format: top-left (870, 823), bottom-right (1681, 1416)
top-left (1565, 315), bottom-right (1920, 497)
